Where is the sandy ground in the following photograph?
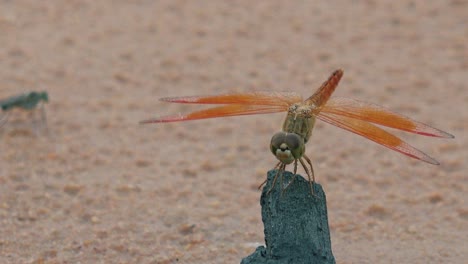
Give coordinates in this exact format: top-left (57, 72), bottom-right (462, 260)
top-left (0, 1), bottom-right (466, 263)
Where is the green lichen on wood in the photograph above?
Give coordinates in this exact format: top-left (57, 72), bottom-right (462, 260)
top-left (242, 170), bottom-right (335, 264)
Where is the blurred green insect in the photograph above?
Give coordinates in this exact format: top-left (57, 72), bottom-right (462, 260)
top-left (0, 91), bottom-right (49, 132)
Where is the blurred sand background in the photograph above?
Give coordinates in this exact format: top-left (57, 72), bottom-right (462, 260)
top-left (0, 1), bottom-right (466, 263)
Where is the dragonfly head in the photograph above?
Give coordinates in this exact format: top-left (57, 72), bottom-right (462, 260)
top-left (39, 91), bottom-right (49, 103)
top-left (270, 132), bottom-right (305, 164)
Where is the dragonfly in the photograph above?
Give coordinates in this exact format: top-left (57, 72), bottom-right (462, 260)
top-left (140, 69), bottom-right (454, 194)
top-left (0, 91), bottom-right (49, 130)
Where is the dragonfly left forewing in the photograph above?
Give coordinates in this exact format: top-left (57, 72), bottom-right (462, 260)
top-left (316, 111), bottom-right (440, 165)
top-left (141, 92), bottom-right (302, 123)
top-left (161, 91), bottom-right (302, 106)
top-left (140, 104), bottom-right (289, 123)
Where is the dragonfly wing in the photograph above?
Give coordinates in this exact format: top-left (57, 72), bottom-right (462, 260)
top-left (321, 97), bottom-right (454, 138)
top-left (316, 111), bottom-right (440, 165)
top-left (140, 104), bottom-right (288, 123)
top-left (160, 91), bottom-right (302, 106)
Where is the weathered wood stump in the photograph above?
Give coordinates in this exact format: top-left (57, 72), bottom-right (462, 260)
top-left (241, 170), bottom-right (335, 264)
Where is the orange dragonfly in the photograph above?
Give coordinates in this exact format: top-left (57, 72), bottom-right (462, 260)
top-left (141, 69), bottom-right (454, 194)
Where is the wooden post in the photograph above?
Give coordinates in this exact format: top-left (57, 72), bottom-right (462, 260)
top-left (242, 170), bottom-right (335, 264)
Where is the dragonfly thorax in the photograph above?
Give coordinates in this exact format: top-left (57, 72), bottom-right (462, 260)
top-left (288, 103), bottom-right (315, 118)
top-left (283, 104), bottom-right (316, 144)
top-left (270, 132), bottom-right (305, 164)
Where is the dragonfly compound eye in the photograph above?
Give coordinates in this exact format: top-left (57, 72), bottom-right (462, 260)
top-left (270, 132), bottom-right (305, 164)
top-left (284, 133), bottom-right (302, 150)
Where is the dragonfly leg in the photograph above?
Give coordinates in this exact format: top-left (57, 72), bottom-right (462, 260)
top-left (299, 157), bottom-right (315, 195)
top-left (282, 159), bottom-right (299, 194)
top-left (30, 107), bottom-right (41, 135)
top-left (0, 111), bottom-right (10, 129)
top-left (267, 163), bottom-right (285, 195)
top-left (280, 164), bottom-right (284, 195)
top-left (257, 179), bottom-right (267, 190)
top-left (39, 102), bottom-right (50, 136)
top-left (303, 154), bottom-right (315, 183)
top-left (258, 162), bottom-right (281, 190)
top-left (294, 159), bottom-right (298, 174)
top-left (40, 103), bottom-right (47, 128)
